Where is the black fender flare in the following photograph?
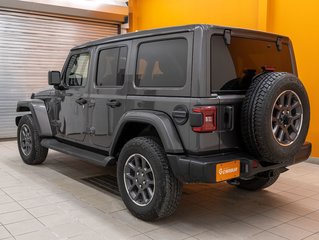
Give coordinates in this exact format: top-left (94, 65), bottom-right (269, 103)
top-left (16, 99), bottom-right (52, 136)
top-left (110, 110), bottom-right (184, 155)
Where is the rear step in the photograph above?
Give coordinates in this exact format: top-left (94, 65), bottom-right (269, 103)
top-left (41, 139), bottom-right (114, 167)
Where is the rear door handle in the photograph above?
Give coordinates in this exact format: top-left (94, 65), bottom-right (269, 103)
top-left (106, 99), bottom-right (121, 108)
top-left (75, 98), bottom-right (87, 105)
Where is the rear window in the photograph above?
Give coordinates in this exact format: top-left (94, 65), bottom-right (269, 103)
top-left (211, 36), bottom-right (293, 92)
top-left (135, 38), bottom-right (187, 88)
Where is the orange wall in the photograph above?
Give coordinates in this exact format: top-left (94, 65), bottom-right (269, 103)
top-left (129, 0), bottom-right (263, 31)
top-left (129, 0), bottom-right (318, 157)
top-left (266, 1), bottom-right (319, 156)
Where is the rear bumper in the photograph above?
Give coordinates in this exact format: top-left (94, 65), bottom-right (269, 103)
top-left (167, 142), bottom-right (312, 183)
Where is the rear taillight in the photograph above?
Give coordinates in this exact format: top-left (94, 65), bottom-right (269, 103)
top-left (192, 106), bottom-right (217, 133)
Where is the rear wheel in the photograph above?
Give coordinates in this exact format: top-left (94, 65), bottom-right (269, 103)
top-left (228, 170), bottom-right (280, 191)
top-left (117, 137), bottom-right (182, 221)
top-left (17, 115), bottom-right (48, 165)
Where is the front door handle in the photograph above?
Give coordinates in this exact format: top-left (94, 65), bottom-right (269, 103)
top-left (75, 98), bottom-right (87, 105)
top-left (106, 99), bottom-right (121, 108)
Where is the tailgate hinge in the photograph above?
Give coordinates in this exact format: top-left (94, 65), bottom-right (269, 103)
top-left (223, 29), bottom-right (231, 45)
top-left (276, 37), bottom-right (282, 51)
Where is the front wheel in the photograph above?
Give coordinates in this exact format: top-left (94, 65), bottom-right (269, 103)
top-left (117, 137), bottom-right (182, 221)
top-left (17, 115), bottom-right (48, 165)
top-left (227, 170), bottom-right (280, 191)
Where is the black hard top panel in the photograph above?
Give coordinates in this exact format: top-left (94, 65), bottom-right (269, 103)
top-left (72, 24), bottom-right (288, 50)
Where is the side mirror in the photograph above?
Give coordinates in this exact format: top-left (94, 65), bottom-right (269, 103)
top-left (48, 71), bottom-right (61, 85)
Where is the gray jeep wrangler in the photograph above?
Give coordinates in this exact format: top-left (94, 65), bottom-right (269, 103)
top-left (16, 24), bottom-right (311, 221)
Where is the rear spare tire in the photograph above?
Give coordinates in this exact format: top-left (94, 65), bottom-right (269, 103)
top-left (241, 72), bottom-right (310, 163)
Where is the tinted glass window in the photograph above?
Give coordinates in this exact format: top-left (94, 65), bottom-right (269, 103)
top-left (211, 36), bottom-right (293, 92)
top-left (135, 39), bottom-right (187, 87)
top-left (66, 53), bottom-right (90, 87)
top-left (96, 47), bottom-right (127, 87)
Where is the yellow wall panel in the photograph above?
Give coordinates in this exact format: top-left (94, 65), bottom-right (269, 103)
top-left (129, 0), bottom-right (260, 31)
top-left (267, 0), bottom-right (319, 157)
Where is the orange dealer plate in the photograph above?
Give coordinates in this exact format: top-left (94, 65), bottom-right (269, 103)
top-left (216, 160), bottom-right (240, 182)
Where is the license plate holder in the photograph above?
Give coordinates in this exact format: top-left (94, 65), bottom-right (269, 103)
top-left (216, 160), bottom-right (240, 182)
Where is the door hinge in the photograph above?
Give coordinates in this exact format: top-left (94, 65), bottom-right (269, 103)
top-left (88, 99), bottom-right (95, 108)
top-left (86, 127), bottom-right (95, 135)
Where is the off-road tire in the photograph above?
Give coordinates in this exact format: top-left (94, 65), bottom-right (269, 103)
top-left (17, 115), bottom-right (48, 165)
top-left (228, 169), bottom-right (280, 191)
top-left (117, 137), bottom-right (183, 221)
top-left (241, 72), bottom-right (310, 163)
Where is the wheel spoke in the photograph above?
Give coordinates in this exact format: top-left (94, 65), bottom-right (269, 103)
top-left (284, 128), bottom-right (292, 141)
top-left (272, 117), bottom-right (278, 123)
top-left (147, 187), bottom-right (153, 198)
top-left (278, 129), bottom-right (285, 142)
top-left (141, 191), bottom-right (148, 203)
top-left (292, 113), bottom-right (301, 120)
top-left (141, 158), bottom-right (146, 169)
top-left (290, 124), bottom-right (298, 133)
top-left (127, 183), bottom-right (136, 192)
top-left (291, 101), bottom-right (300, 110)
top-left (272, 125), bottom-right (280, 136)
top-left (287, 92), bottom-right (293, 106)
top-left (125, 173), bottom-right (135, 181)
top-left (128, 162), bottom-right (136, 171)
top-left (132, 191), bottom-right (140, 200)
top-left (133, 155), bottom-right (139, 168)
top-left (274, 104), bottom-right (281, 110)
top-left (279, 94), bottom-right (285, 106)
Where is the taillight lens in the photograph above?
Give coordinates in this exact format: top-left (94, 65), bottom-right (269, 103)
top-left (192, 106), bottom-right (217, 133)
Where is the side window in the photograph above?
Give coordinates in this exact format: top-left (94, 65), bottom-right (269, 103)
top-left (65, 53), bottom-right (90, 87)
top-left (96, 46), bottom-right (128, 87)
top-left (135, 38), bottom-right (187, 88)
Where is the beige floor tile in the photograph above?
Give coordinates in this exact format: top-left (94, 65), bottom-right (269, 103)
top-left (243, 214), bottom-right (283, 230)
top-left (5, 219), bottom-right (44, 236)
top-left (171, 218), bottom-right (209, 235)
top-left (192, 230), bottom-right (226, 240)
top-left (262, 208), bottom-right (299, 222)
top-left (0, 226), bottom-right (12, 239)
top-left (305, 210), bottom-right (319, 221)
top-left (38, 213), bottom-right (76, 227)
top-left (209, 221), bottom-right (263, 239)
top-left (0, 210), bottom-right (34, 225)
top-left (15, 228), bottom-right (59, 240)
top-left (27, 204), bottom-right (62, 218)
top-left (0, 195), bottom-right (14, 205)
top-left (94, 222), bottom-right (140, 239)
top-left (145, 227), bottom-right (190, 240)
top-left (303, 233), bottom-right (319, 240)
top-left (112, 210), bottom-right (160, 233)
top-left (288, 217), bottom-right (319, 233)
top-left (68, 231), bottom-right (107, 240)
top-left (251, 231), bottom-right (288, 240)
top-left (128, 234), bottom-right (153, 240)
top-left (50, 222), bottom-right (92, 238)
top-left (0, 202), bottom-right (23, 214)
top-left (279, 202), bottom-right (316, 216)
top-left (268, 223), bottom-right (313, 240)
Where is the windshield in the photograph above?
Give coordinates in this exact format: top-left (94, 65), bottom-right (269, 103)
top-left (211, 36), bottom-right (293, 92)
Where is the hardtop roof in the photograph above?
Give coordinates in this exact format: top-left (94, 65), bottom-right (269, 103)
top-left (72, 24), bottom-right (287, 50)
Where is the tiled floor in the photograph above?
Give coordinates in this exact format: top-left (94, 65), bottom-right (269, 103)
top-left (0, 140), bottom-right (318, 240)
